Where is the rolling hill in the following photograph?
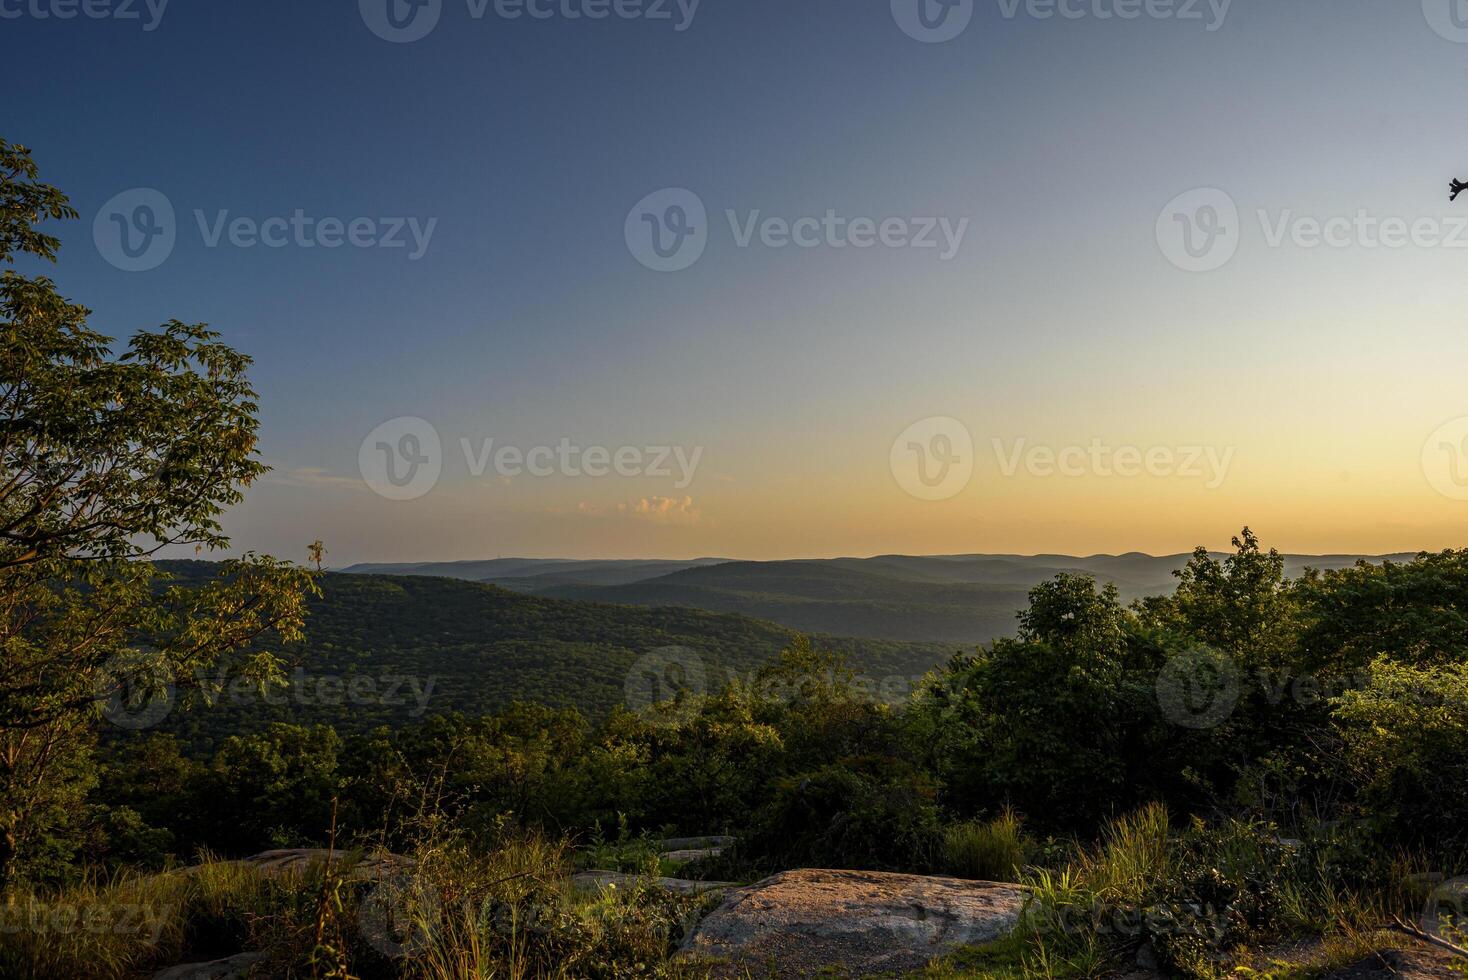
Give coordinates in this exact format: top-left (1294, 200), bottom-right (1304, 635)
top-left (343, 552), bottom-right (1418, 645)
top-left (152, 562), bottom-right (952, 743)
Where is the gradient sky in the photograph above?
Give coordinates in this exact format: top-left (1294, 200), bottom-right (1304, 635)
top-left (7, 0), bottom-right (1468, 564)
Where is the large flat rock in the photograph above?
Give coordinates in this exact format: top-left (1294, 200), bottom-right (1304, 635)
top-left (681, 868), bottom-right (1027, 977)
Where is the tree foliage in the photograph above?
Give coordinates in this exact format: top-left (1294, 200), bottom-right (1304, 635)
top-left (0, 140), bottom-right (314, 883)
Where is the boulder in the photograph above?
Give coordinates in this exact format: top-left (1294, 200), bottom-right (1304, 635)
top-left (182, 848), bottom-right (409, 881)
top-left (573, 870), bottom-right (736, 896)
top-left (657, 836), bottom-right (735, 863)
top-left (661, 848), bottom-right (726, 863)
top-left (656, 835), bottom-right (736, 851)
top-left (681, 868), bottom-right (1027, 977)
top-left (150, 951), bottom-right (267, 980)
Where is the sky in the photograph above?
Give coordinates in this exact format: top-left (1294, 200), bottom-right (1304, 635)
top-left (7, 0), bottom-right (1468, 565)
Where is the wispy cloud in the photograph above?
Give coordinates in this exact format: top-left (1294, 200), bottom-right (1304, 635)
top-left (567, 496), bottom-right (702, 525)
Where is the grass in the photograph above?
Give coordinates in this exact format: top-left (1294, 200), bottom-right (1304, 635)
top-left (919, 804), bottom-right (1464, 980)
top-left (0, 835), bottom-right (722, 979)
top-left (942, 809), bottom-right (1031, 884)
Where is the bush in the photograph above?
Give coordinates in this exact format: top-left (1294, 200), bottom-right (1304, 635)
top-left (1332, 658), bottom-right (1468, 853)
top-left (752, 757), bottom-right (942, 872)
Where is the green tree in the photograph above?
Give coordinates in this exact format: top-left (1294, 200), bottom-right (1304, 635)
top-left (1295, 550), bottom-right (1468, 674)
top-left (0, 141), bottom-right (314, 882)
top-left (1136, 528), bottom-right (1299, 670)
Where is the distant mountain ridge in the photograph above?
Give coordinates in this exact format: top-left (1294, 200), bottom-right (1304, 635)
top-left (343, 552), bottom-right (1418, 645)
top-left (153, 561), bottom-right (949, 739)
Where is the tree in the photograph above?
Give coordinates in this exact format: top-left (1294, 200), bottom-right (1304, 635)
top-left (0, 140), bottom-right (315, 883)
top-left (308, 540), bottom-right (326, 572)
top-left (1295, 550), bottom-right (1468, 674)
top-left (1135, 528), bottom-right (1299, 671)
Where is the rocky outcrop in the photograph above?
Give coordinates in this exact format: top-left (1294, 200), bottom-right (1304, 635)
top-left (183, 847), bottom-right (409, 880)
top-left (150, 951), bottom-right (267, 980)
top-left (656, 835), bottom-right (734, 864)
top-left (572, 870), bottom-right (736, 896)
top-left (681, 868), bottom-right (1027, 977)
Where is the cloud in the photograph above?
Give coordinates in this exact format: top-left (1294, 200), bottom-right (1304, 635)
top-left (571, 496), bottom-right (702, 525)
top-left (263, 465), bottom-right (364, 490)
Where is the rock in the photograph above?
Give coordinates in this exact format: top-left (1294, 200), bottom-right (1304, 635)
top-left (656, 835), bottom-right (736, 852)
top-left (661, 848), bottom-right (726, 863)
top-left (573, 870), bottom-right (736, 896)
top-left (1135, 941), bottom-right (1160, 970)
top-left (241, 848), bottom-right (409, 879)
top-left (681, 868), bottom-right (1027, 977)
top-left (150, 951), bottom-right (267, 980)
top-left (182, 848), bottom-right (409, 881)
top-left (1323, 945), bottom-right (1466, 980)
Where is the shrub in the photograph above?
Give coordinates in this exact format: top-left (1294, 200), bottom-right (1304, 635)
top-left (752, 757), bottom-right (942, 872)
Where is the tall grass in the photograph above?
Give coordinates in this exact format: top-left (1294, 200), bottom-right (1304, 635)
top-left (0, 854), bottom-right (284, 979)
top-left (942, 809), bottom-right (1030, 883)
top-left (1075, 801), bottom-right (1171, 907)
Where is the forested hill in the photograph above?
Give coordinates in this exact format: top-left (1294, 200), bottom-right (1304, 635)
top-left (344, 552), bottom-right (1418, 645)
top-left (151, 562), bottom-right (952, 742)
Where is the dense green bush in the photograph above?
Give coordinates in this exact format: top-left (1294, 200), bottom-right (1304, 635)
top-left (751, 756), bottom-right (943, 872)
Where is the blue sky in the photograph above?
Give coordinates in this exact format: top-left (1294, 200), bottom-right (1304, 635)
top-left (7, 0), bottom-right (1468, 563)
